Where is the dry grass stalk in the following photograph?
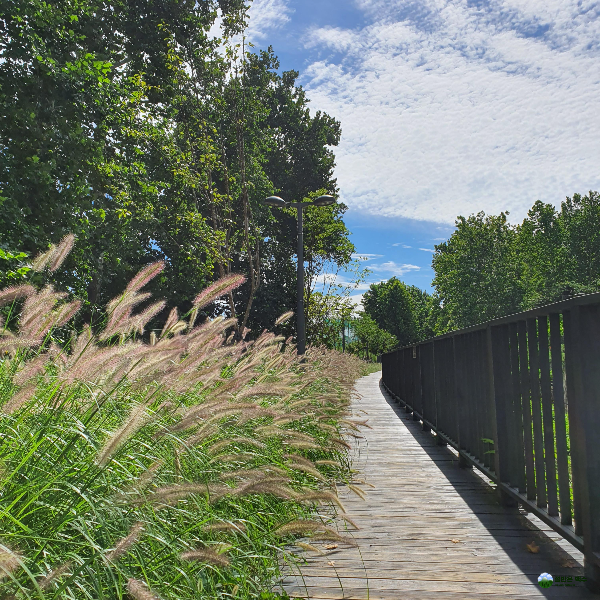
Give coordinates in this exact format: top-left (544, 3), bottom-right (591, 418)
top-left (0, 544), bottom-right (22, 580)
top-left (219, 466), bottom-right (287, 481)
top-left (206, 436), bottom-right (266, 455)
top-left (294, 542), bottom-right (325, 555)
top-left (96, 404), bottom-right (152, 467)
top-left (298, 491), bottom-right (346, 512)
top-left (203, 521), bottom-right (247, 533)
top-left (39, 561), bottom-right (73, 589)
top-left (348, 484), bottom-right (367, 500)
top-left (127, 578), bottom-right (163, 600)
top-left (106, 522), bottom-right (145, 561)
top-left (274, 520), bottom-right (337, 537)
top-left (180, 547), bottom-right (230, 567)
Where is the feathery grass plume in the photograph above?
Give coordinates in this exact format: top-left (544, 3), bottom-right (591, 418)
top-left (274, 311), bottom-right (294, 326)
top-left (127, 578), bottom-right (163, 600)
top-left (39, 561), bottom-right (72, 589)
top-left (272, 415), bottom-right (303, 426)
top-left (310, 532), bottom-right (357, 546)
top-left (219, 467), bottom-right (288, 481)
top-left (183, 423), bottom-right (219, 447)
top-left (115, 460), bottom-right (165, 502)
top-left (209, 452), bottom-right (258, 465)
top-left (180, 548), bottom-right (230, 567)
top-left (284, 440), bottom-right (321, 451)
top-left (232, 479), bottom-right (298, 502)
top-left (285, 457), bottom-right (327, 482)
top-left (13, 354), bottom-right (50, 385)
top-left (294, 542), bottom-right (325, 555)
top-left (106, 522), bottom-right (145, 562)
top-left (126, 262), bottom-right (165, 293)
top-left (288, 399), bottom-right (313, 411)
top-left (298, 491), bottom-right (346, 512)
top-left (49, 234), bottom-right (76, 272)
top-left (0, 543), bottom-right (22, 580)
top-left (160, 307), bottom-right (178, 338)
top-left (0, 284), bottom-right (35, 306)
top-left (148, 483), bottom-right (231, 506)
top-left (203, 521), bottom-right (247, 533)
top-left (348, 484), bottom-right (367, 500)
top-left (330, 437), bottom-right (351, 450)
top-left (2, 382), bottom-right (37, 414)
top-left (193, 273), bottom-right (246, 310)
top-left (337, 514), bottom-right (360, 530)
top-left (274, 520), bottom-right (339, 538)
top-left (207, 436), bottom-right (266, 455)
top-left (31, 243), bottom-right (57, 272)
top-left (96, 403), bottom-right (151, 467)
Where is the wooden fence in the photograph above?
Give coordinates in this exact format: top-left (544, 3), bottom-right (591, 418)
top-left (381, 293), bottom-right (600, 592)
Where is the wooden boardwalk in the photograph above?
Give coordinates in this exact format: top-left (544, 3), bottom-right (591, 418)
top-left (280, 371), bottom-right (594, 599)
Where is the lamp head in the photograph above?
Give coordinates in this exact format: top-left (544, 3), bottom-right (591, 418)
top-left (312, 194), bottom-right (336, 207)
top-left (262, 196), bottom-right (287, 208)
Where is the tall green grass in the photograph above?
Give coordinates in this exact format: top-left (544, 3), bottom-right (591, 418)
top-left (0, 237), bottom-right (367, 599)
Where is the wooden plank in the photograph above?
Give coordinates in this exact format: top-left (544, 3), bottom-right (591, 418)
top-left (518, 320), bottom-right (536, 501)
top-left (282, 372), bottom-right (589, 599)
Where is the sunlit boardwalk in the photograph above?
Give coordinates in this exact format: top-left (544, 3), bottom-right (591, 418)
top-left (281, 371), bottom-right (594, 599)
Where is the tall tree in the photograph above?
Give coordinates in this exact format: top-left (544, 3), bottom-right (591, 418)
top-left (431, 212), bottom-right (522, 329)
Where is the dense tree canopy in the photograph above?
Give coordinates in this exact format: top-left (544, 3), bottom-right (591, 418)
top-left (0, 0), bottom-right (354, 340)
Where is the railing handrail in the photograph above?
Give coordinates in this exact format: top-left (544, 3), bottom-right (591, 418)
top-left (387, 290), bottom-right (600, 350)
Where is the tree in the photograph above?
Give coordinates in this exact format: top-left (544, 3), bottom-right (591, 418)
top-left (431, 212), bottom-right (523, 329)
top-left (350, 313), bottom-right (397, 360)
top-left (362, 278), bottom-right (418, 347)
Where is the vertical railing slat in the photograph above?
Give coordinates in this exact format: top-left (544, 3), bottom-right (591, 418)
top-left (527, 317), bottom-right (547, 508)
top-left (518, 320), bottom-right (536, 501)
top-left (538, 315), bottom-right (559, 517)
top-left (549, 312), bottom-right (572, 526)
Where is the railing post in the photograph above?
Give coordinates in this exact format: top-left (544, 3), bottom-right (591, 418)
top-left (487, 325), bottom-right (518, 506)
top-left (564, 305), bottom-right (600, 593)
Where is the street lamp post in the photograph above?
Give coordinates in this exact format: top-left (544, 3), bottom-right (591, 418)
top-left (262, 194), bottom-right (336, 355)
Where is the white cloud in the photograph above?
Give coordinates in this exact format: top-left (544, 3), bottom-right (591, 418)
top-left (247, 0), bottom-right (292, 40)
top-left (418, 247), bottom-right (435, 252)
top-left (368, 261), bottom-right (421, 277)
top-left (302, 0), bottom-right (600, 223)
top-left (351, 252), bottom-right (383, 260)
top-left (392, 243), bottom-right (412, 248)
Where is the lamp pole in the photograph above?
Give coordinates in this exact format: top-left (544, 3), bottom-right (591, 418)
top-left (262, 194), bottom-right (336, 355)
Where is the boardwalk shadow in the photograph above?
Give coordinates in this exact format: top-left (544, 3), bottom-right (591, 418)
top-left (378, 379), bottom-right (594, 599)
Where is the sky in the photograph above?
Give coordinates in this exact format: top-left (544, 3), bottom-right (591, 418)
top-left (242, 0), bottom-right (600, 304)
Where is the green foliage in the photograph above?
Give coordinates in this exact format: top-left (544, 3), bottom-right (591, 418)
top-left (350, 313), bottom-right (397, 359)
top-left (362, 278), bottom-right (420, 347)
top-left (0, 1), bottom-right (350, 340)
top-left (431, 212), bottom-right (522, 331)
top-left (0, 253), bottom-right (367, 599)
top-left (0, 248), bottom-right (30, 286)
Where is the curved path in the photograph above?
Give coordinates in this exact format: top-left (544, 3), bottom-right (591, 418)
top-left (281, 371), bottom-right (594, 599)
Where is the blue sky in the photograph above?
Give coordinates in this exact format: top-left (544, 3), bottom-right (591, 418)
top-left (238, 0), bottom-right (600, 304)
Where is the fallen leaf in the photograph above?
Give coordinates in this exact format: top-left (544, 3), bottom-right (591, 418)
top-left (324, 544), bottom-right (338, 550)
top-left (451, 539), bottom-right (460, 544)
top-left (526, 541), bottom-right (540, 553)
top-left (327, 561), bottom-right (335, 566)
top-left (562, 560), bottom-right (578, 568)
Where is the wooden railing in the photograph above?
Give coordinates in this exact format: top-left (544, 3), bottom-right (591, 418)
top-left (381, 293), bottom-right (600, 592)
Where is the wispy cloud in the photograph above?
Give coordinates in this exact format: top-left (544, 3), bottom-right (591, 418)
top-left (247, 0), bottom-right (293, 40)
top-left (418, 247), bottom-right (434, 252)
top-left (302, 0), bottom-right (600, 223)
top-left (368, 261), bottom-right (421, 277)
top-left (392, 243), bottom-right (412, 248)
top-left (351, 253), bottom-right (383, 261)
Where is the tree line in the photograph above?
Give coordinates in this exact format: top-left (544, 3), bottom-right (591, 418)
top-left (354, 191), bottom-right (600, 355)
top-left (0, 0), bottom-right (354, 339)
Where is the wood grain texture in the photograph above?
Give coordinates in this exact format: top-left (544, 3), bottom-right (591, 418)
top-left (278, 372), bottom-right (594, 599)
